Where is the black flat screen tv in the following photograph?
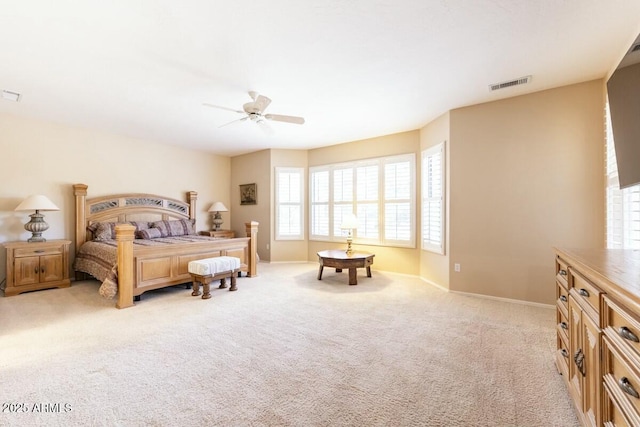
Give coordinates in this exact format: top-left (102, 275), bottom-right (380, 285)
top-left (607, 33), bottom-right (640, 189)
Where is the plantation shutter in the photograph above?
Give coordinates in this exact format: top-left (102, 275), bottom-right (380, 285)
top-left (384, 158), bottom-right (412, 243)
top-left (422, 142), bottom-right (445, 254)
top-left (275, 167), bottom-right (303, 240)
top-left (310, 168), bottom-right (330, 238)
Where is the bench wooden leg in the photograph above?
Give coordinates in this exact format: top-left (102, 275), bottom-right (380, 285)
top-left (219, 277), bottom-right (227, 289)
top-left (202, 281), bottom-right (212, 299)
top-left (191, 279), bottom-right (201, 297)
top-left (229, 275), bottom-right (237, 291)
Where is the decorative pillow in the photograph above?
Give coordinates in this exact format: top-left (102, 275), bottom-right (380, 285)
top-left (91, 221), bottom-right (150, 240)
top-left (93, 222), bottom-right (118, 241)
top-left (150, 219), bottom-right (195, 237)
top-left (137, 228), bottom-right (163, 239)
top-left (129, 221), bottom-right (150, 232)
top-left (87, 222), bottom-right (101, 234)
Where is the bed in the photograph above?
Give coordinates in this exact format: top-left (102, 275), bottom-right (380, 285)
top-left (72, 184), bottom-right (258, 309)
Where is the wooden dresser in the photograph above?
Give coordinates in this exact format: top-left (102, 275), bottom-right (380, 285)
top-left (555, 248), bottom-right (640, 426)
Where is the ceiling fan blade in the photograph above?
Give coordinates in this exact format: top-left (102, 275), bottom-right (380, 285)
top-left (202, 102), bottom-right (244, 114)
top-left (257, 119), bottom-right (274, 135)
top-left (218, 116), bottom-right (248, 128)
top-left (264, 114), bottom-right (305, 125)
top-left (253, 95), bottom-right (272, 113)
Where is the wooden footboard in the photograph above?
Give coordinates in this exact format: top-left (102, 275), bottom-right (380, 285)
top-left (113, 222), bottom-right (258, 309)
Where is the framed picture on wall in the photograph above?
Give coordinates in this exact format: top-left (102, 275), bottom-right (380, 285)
top-left (240, 183), bottom-right (257, 205)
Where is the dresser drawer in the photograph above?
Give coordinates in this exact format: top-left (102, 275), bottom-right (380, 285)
top-left (570, 268), bottom-right (602, 319)
top-left (603, 383), bottom-right (636, 427)
top-left (556, 345), bottom-right (570, 378)
top-left (557, 281), bottom-right (569, 312)
top-left (556, 257), bottom-right (569, 289)
top-left (603, 337), bottom-right (640, 421)
top-left (557, 309), bottom-right (569, 343)
top-left (604, 296), bottom-right (640, 364)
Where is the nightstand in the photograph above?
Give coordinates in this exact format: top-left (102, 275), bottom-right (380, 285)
top-left (200, 230), bottom-right (235, 239)
top-left (3, 240), bottom-right (71, 296)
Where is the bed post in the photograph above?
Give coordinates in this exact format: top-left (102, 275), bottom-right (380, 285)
top-left (245, 221), bottom-right (259, 277)
top-left (73, 184), bottom-right (89, 281)
top-left (115, 224), bottom-right (136, 309)
top-left (73, 184), bottom-right (88, 253)
top-left (188, 191), bottom-right (198, 222)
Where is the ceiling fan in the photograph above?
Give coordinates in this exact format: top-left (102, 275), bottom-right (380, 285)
top-left (203, 91), bottom-right (305, 132)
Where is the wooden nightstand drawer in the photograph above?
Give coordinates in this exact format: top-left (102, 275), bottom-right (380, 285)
top-left (14, 245), bottom-right (63, 257)
top-left (200, 230), bottom-right (235, 239)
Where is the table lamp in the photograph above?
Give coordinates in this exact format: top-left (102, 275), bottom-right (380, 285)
top-left (340, 213), bottom-right (358, 256)
top-left (208, 202), bottom-right (228, 231)
top-left (15, 194), bottom-right (60, 242)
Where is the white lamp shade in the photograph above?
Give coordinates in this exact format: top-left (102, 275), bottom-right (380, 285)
top-left (208, 202), bottom-right (228, 212)
top-left (340, 213), bottom-right (358, 230)
top-left (15, 195), bottom-right (60, 211)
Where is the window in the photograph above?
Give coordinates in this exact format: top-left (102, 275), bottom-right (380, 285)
top-left (606, 104), bottom-right (640, 249)
top-left (275, 167), bottom-right (304, 240)
top-left (421, 142), bottom-right (445, 254)
top-left (309, 153), bottom-right (415, 247)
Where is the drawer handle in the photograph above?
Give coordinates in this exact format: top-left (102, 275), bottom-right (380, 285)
top-left (34, 267), bottom-right (38, 274)
top-left (574, 349), bottom-right (585, 376)
top-left (578, 288), bottom-right (590, 297)
top-left (618, 326), bottom-right (640, 343)
top-left (559, 295), bottom-right (567, 303)
top-left (559, 269), bottom-right (567, 276)
top-left (34, 250), bottom-right (45, 253)
top-left (560, 322), bottom-right (568, 330)
top-left (561, 349), bottom-right (569, 358)
top-left (619, 377), bottom-right (640, 399)
top-left (40, 267), bottom-right (45, 274)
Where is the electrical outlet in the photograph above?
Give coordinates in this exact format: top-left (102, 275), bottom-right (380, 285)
top-left (454, 263), bottom-right (461, 272)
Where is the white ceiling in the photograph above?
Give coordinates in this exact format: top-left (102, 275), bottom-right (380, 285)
top-left (1, 1), bottom-right (640, 156)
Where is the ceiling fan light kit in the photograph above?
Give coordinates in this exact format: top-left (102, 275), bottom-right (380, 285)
top-left (204, 91), bottom-right (305, 132)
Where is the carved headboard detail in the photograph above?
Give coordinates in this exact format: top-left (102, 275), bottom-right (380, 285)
top-left (73, 184), bottom-right (198, 253)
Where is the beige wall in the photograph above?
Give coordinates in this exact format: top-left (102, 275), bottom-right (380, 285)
top-left (230, 149), bottom-right (271, 261)
top-left (307, 131), bottom-right (422, 275)
top-left (0, 113), bottom-right (230, 282)
top-left (0, 80), bottom-right (608, 305)
top-left (270, 149), bottom-right (308, 263)
top-left (448, 80), bottom-right (605, 304)
top-left (419, 111), bottom-right (450, 289)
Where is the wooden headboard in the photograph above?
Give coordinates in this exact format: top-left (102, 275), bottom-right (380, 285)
top-left (73, 184), bottom-right (197, 253)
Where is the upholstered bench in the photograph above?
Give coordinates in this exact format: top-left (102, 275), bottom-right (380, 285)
top-left (188, 256), bottom-right (241, 299)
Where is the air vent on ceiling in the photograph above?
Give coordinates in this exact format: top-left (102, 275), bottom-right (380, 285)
top-left (489, 75), bottom-right (532, 92)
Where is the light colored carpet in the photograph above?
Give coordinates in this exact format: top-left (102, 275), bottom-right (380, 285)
top-left (0, 262), bottom-right (578, 427)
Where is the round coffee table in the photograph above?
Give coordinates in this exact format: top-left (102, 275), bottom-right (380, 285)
top-left (316, 249), bottom-right (375, 285)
